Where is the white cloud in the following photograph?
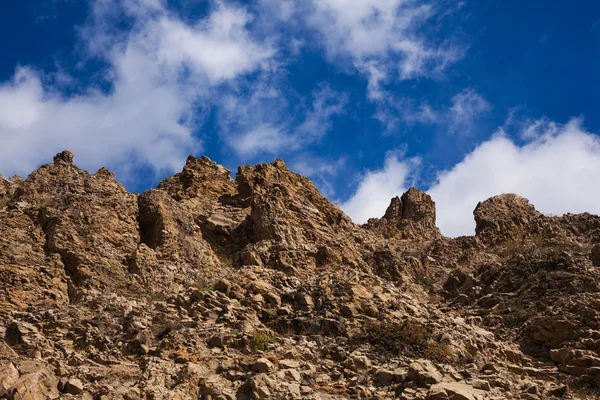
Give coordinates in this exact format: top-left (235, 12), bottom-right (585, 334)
top-left (0, 65), bottom-right (198, 175)
top-left (290, 155), bottom-right (347, 197)
top-left (377, 87), bottom-right (492, 135)
top-left (341, 118), bottom-right (600, 238)
top-left (257, 0), bottom-right (296, 22)
top-left (350, 1), bottom-right (460, 79)
top-left (449, 88), bottom-right (491, 133)
top-left (309, 0), bottom-right (435, 66)
top-left (356, 60), bottom-right (388, 101)
top-left (377, 87), bottom-right (489, 136)
top-left (306, 0), bottom-right (467, 135)
top-left (339, 151), bottom-right (420, 223)
top-left (149, 6), bottom-right (274, 82)
top-left (430, 118), bottom-right (600, 236)
top-left (1, 0), bottom-right (468, 180)
top-left (231, 124), bottom-right (293, 155)
top-left (375, 98), bottom-right (439, 133)
top-left (519, 117), bottom-right (559, 140)
top-left (222, 84), bottom-right (347, 157)
top-left (291, 155), bottom-right (346, 178)
top-left (0, 0), bottom-right (274, 180)
top-left (260, 0), bottom-right (464, 94)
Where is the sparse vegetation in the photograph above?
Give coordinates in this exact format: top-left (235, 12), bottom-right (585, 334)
top-left (150, 291), bottom-right (167, 302)
top-left (503, 308), bottom-right (537, 328)
top-left (251, 331), bottom-right (275, 352)
top-left (415, 273), bottom-right (434, 292)
top-left (529, 268), bottom-right (547, 282)
top-left (76, 225), bottom-right (92, 235)
top-left (353, 320), bottom-right (454, 364)
top-left (189, 280), bottom-right (216, 293)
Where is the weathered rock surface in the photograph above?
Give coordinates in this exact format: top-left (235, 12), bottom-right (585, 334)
top-left (1, 150), bottom-right (599, 399)
top-left (367, 187), bottom-right (442, 240)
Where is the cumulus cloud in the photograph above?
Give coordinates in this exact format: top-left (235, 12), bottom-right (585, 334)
top-left (0, 65), bottom-right (198, 175)
top-left (0, 0), bottom-right (274, 180)
top-left (430, 118), bottom-right (600, 236)
top-left (340, 118), bottom-right (600, 237)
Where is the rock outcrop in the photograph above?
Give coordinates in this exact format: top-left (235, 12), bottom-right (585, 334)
top-left (474, 193), bottom-right (544, 243)
top-left (1, 150), bottom-right (599, 399)
top-left (368, 187), bottom-right (441, 240)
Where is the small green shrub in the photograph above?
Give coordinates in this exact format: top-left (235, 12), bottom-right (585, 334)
top-left (251, 331), bottom-right (275, 352)
top-left (191, 280), bottom-right (215, 292)
top-left (76, 225), bottom-right (92, 235)
top-left (150, 292), bottom-right (166, 302)
top-left (528, 268), bottom-right (547, 282)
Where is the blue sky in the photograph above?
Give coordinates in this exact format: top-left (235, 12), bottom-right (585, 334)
top-left (1, 0), bottom-right (600, 236)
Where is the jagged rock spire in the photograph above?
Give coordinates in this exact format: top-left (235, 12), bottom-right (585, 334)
top-left (377, 187), bottom-right (440, 240)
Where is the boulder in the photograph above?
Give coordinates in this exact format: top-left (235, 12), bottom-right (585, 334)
top-left (428, 382), bottom-right (484, 400)
top-left (63, 378), bottom-right (84, 395)
top-left (474, 194), bottom-right (542, 242)
top-left (0, 362), bottom-right (19, 396)
top-left (253, 358), bottom-right (275, 373)
top-left (408, 359), bottom-right (443, 386)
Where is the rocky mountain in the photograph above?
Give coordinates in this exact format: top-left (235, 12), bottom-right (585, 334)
top-left (1, 150), bottom-right (600, 399)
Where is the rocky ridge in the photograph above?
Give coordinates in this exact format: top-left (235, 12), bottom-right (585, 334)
top-left (1, 151), bottom-right (600, 399)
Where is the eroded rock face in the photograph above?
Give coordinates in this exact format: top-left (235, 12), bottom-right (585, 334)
top-left (134, 188), bottom-right (226, 291)
top-left (1, 150), bottom-right (600, 400)
top-left (0, 173), bottom-right (21, 209)
top-left (0, 173), bottom-right (8, 204)
top-left (400, 187), bottom-right (437, 225)
top-left (8, 155), bottom-right (139, 295)
top-left (234, 159), bottom-right (365, 274)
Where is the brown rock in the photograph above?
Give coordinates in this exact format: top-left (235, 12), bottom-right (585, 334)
top-left (474, 193), bottom-right (542, 242)
top-left (12, 368), bottom-right (60, 400)
top-left (253, 358), bottom-right (275, 373)
top-left (408, 359), bottom-right (443, 386)
top-left (0, 362), bottom-right (19, 396)
top-left (429, 382), bottom-right (483, 400)
top-left (590, 244), bottom-right (600, 267)
top-left (63, 378), bottom-right (84, 395)
top-left (370, 187), bottom-right (441, 239)
top-left (374, 368), bottom-right (395, 386)
top-left (53, 150), bottom-right (74, 166)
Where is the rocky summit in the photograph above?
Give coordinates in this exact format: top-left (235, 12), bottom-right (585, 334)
top-left (2, 152), bottom-right (600, 400)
